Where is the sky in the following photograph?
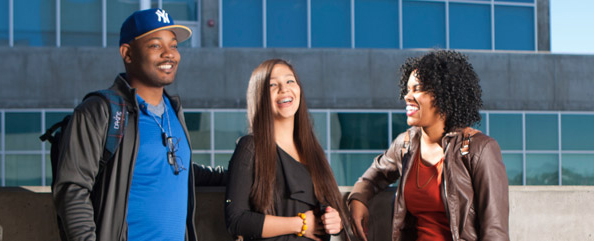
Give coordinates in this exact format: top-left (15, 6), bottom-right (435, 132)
top-left (550, 0), bottom-right (594, 54)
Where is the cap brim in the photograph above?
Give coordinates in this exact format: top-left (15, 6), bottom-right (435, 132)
top-left (134, 25), bottom-right (193, 43)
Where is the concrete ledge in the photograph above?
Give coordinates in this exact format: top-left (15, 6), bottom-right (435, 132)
top-left (1, 186), bottom-right (593, 240)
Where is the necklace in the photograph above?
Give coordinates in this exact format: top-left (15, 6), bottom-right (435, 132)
top-left (416, 157), bottom-right (436, 189)
top-left (148, 100), bottom-right (171, 146)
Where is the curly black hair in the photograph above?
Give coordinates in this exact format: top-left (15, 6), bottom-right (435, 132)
top-left (399, 50), bottom-right (482, 133)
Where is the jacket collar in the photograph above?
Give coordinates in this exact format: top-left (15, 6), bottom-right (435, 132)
top-left (277, 147), bottom-right (317, 206)
top-left (112, 73), bottom-right (182, 113)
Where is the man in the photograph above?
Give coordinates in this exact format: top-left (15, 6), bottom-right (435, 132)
top-left (53, 8), bottom-right (226, 241)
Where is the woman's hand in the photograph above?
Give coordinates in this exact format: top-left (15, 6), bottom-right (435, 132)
top-left (321, 206), bottom-right (343, 235)
top-left (349, 200), bottom-right (369, 241)
top-left (303, 210), bottom-right (323, 241)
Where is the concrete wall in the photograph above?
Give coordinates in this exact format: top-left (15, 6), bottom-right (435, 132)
top-left (1, 48), bottom-right (593, 111)
top-left (1, 186), bottom-right (593, 241)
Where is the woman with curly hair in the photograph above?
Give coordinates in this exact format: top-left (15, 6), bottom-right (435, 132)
top-left (225, 59), bottom-right (348, 241)
top-left (348, 50), bottom-right (509, 241)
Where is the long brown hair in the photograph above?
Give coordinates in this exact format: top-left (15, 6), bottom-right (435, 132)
top-left (246, 59), bottom-right (347, 220)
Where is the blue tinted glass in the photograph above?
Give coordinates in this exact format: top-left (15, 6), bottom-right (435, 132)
top-left (402, 1), bottom-right (445, 49)
top-left (223, 0), bottom-right (262, 47)
top-left (489, 114), bottom-right (522, 150)
top-left (0, 0), bottom-right (6, 45)
top-left (392, 113), bottom-right (408, 140)
top-left (6, 112), bottom-right (41, 151)
top-left (62, 0), bottom-right (102, 46)
top-left (562, 154), bottom-right (594, 185)
top-left (106, 1), bottom-right (137, 46)
top-left (525, 114), bottom-right (558, 150)
top-left (472, 113), bottom-right (487, 133)
top-left (14, 0), bottom-right (56, 46)
top-left (215, 154), bottom-right (232, 169)
top-left (311, 0), bottom-right (350, 48)
top-left (495, 0), bottom-right (533, 2)
top-left (331, 153), bottom-right (381, 186)
top-left (214, 112), bottom-right (248, 150)
top-left (561, 115), bottom-right (594, 151)
top-left (267, 0), bottom-right (307, 47)
top-left (331, 113), bottom-right (389, 150)
top-left (192, 153), bottom-right (211, 167)
top-left (311, 112), bottom-right (328, 149)
top-left (502, 154), bottom-right (523, 185)
top-left (449, 3), bottom-right (490, 50)
top-left (355, 0), bottom-right (399, 48)
top-left (45, 154), bottom-right (52, 186)
top-left (526, 154), bottom-right (558, 185)
top-left (185, 112), bottom-right (211, 150)
top-left (6, 155), bottom-right (42, 186)
top-left (494, 5), bottom-right (535, 50)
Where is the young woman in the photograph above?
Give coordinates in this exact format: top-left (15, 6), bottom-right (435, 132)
top-left (348, 50), bottom-right (509, 241)
top-left (225, 59), bottom-right (347, 241)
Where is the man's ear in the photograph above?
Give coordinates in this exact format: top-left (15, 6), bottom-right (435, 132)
top-left (120, 44), bottom-right (132, 64)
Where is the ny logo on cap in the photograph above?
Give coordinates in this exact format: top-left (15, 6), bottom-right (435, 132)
top-left (155, 9), bottom-right (170, 24)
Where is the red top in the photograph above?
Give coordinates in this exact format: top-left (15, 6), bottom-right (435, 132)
top-left (404, 153), bottom-right (452, 241)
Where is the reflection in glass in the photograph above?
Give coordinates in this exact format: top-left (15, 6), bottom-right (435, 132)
top-left (267, 0), bottom-right (307, 47)
top-left (449, 3), bottom-right (491, 50)
top-left (45, 154), bottom-right (53, 187)
top-left (489, 114), bottom-right (522, 150)
top-left (355, 0), bottom-right (399, 48)
top-left (494, 5), bottom-right (534, 50)
top-left (472, 113), bottom-right (487, 134)
top-left (562, 154), bottom-right (594, 185)
top-left (192, 153), bottom-right (211, 167)
top-left (222, 0), bottom-right (262, 47)
top-left (526, 154), bottom-right (558, 185)
top-left (502, 154), bottom-right (523, 185)
top-left (6, 155), bottom-right (42, 186)
top-left (214, 112), bottom-right (248, 150)
top-left (14, 0), bottom-right (56, 46)
top-left (526, 114), bottom-right (558, 150)
top-left (6, 112), bottom-right (41, 151)
top-left (185, 112), bottom-right (211, 150)
top-left (331, 153), bottom-right (380, 186)
top-left (403, 0), bottom-right (445, 49)
top-left (215, 154), bottom-right (233, 169)
top-left (392, 113), bottom-right (409, 140)
top-left (311, 112), bottom-right (327, 149)
top-left (311, 0), bottom-right (350, 47)
top-left (61, 0), bottom-right (102, 46)
top-left (331, 113), bottom-right (388, 150)
top-left (106, 1), bottom-right (137, 46)
top-left (561, 115), bottom-right (594, 151)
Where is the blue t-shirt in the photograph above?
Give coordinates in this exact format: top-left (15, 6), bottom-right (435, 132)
top-left (127, 95), bottom-right (191, 241)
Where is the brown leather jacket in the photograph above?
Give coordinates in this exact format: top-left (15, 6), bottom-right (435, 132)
top-left (348, 127), bottom-right (509, 241)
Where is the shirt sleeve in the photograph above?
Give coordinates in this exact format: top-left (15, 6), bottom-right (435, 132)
top-left (224, 136), bottom-right (266, 239)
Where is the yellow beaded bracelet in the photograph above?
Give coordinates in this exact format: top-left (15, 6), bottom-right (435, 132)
top-left (296, 212), bottom-right (308, 236)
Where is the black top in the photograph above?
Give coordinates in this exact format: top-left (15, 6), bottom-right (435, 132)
top-left (225, 135), bottom-right (328, 241)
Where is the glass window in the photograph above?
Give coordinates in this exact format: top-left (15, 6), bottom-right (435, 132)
top-left (472, 113), bottom-right (487, 134)
top-left (222, 0), bottom-right (262, 47)
top-left (106, 0), bottom-right (137, 46)
top-left (311, 0), bottom-right (351, 48)
top-left (525, 114), bottom-right (558, 150)
top-left (161, 0), bottom-right (199, 48)
top-left (6, 112), bottom-right (41, 151)
top-left (562, 154), bottom-right (594, 185)
top-left (267, 0), bottom-right (307, 47)
top-left (45, 154), bottom-right (52, 186)
top-left (185, 112), bottom-right (211, 150)
top-left (44, 112), bottom-right (71, 150)
top-left (402, 1), bottom-right (445, 49)
top-left (449, 3), bottom-right (490, 50)
top-left (61, 0), bottom-right (102, 46)
top-left (311, 112), bottom-right (328, 149)
top-left (494, 5), bottom-right (534, 51)
top-left (489, 114), bottom-right (522, 150)
top-left (215, 154), bottom-right (232, 169)
top-left (214, 112), bottom-right (248, 150)
top-left (526, 154), bottom-right (558, 185)
top-left (495, 0), bottom-right (533, 2)
top-left (331, 113), bottom-right (388, 150)
top-left (392, 113), bottom-right (408, 140)
top-left (355, 0), bottom-right (399, 48)
top-left (14, 0), bottom-right (56, 46)
top-left (502, 154), bottom-right (523, 185)
top-left (192, 153), bottom-right (211, 167)
top-left (5, 154), bottom-right (42, 186)
top-left (0, 0), bottom-right (7, 46)
top-left (561, 115), bottom-right (594, 151)
top-left (331, 153), bottom-right (380, 186)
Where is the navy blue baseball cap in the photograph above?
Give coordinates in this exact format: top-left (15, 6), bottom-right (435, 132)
top-left (119, 8), bottom-right (192, 45)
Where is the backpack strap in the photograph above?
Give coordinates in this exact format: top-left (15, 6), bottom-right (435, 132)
top-left (84, 89), bottom-right (128, 163)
